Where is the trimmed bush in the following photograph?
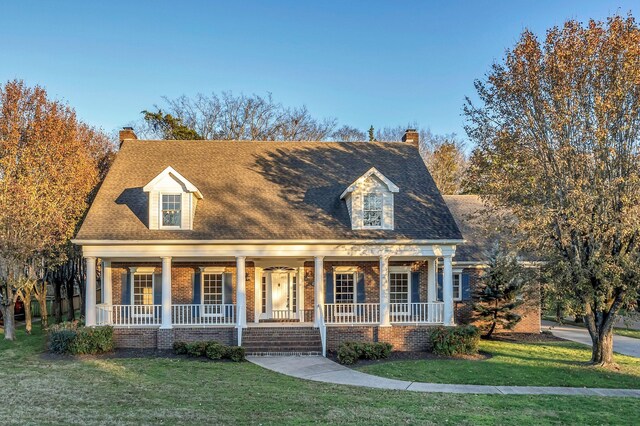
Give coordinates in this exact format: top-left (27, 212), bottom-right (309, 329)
top-left (225, 346), bottom-right (245, 362)
top-left (48, 329), bottom-right (78, 354)
top-left (48, 324), bottom-right (113, 355)
top-left (205, 342), bottom-right (226, 360)
top-left (337, 342), bottom-right (393, 365)
top-left (174, 340), bottom-right (245, 362)
top-left (428, 325), bottom-right (480, 356)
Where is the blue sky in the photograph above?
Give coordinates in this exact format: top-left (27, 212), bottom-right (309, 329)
top-left (0, 1), bottom-right (636, 140)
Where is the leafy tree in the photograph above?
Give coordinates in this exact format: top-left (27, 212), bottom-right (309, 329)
top-left (0, 80), bottom-right (113, 340)
top-left (142, 109), bottom-right (202, 140)
top-left (473, 249), bottom-right (526, 338)
top-left (464, 15), bottom-right (640, 365)
top-left (422, 133), bottom-right (467, 195)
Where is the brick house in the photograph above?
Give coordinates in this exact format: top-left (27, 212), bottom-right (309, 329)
top-left (73, 128), bottom-right (538, 355)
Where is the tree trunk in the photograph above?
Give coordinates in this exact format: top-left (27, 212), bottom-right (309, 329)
top-left (38, 293), bottom-right (48, 329)
top-left (590, 327), bottom-right (614, 366)
top-left (2, 302), bottom-right (16, 341)
top-left (53, 279), bottom-right (62, 323)
top-left (23, 297), bottom-right (32, 335)
top-left (65, 280), bottom-right (75, 321)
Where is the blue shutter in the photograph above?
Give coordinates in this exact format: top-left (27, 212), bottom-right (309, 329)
top-left (153, 273), bottom-right (162, 305)
top-left (122, 272), bottom-right (131, 305)
top-left (462, 273), bottom-right (471, 301)
top-left (437, 272), bottom-right (443, 301)
top-left (411, 271), bottom-right (420, 303)
top-left (192, 270), bottom-right (201, 317)
top-left (356, 272), bottom-right (365, 303)
top-left (224, 272), bottom-right (233, 304)
top-left (325, 272), bottom-right (334, 304)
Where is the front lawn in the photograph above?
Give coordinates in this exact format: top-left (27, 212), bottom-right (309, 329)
top-left (0, 328), bottom-right (638, 425)
top-left (615, 328), bottom-right (640, 339)
top-left (357, 339), bottom-right (640, 389)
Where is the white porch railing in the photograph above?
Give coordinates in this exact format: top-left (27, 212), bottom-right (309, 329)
top-left (270, 310), bottom-right (298, 320)
top-left (390, 302), bottom-right (444, 324)
top-left (96, 303), bottom-right (112, 325)
top-left (324, 303), bottom-right (380, 324)
top-left (111, 305), bottom-right (162, 326)
top-left (172, 304), bottom-right (236, 326)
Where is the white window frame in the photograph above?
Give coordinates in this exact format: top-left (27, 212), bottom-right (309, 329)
top-left (200, 267), bottom-right (226, 317)
top-left (159, 192), bottom-right (182, 229)
top-left (389, 266), bottom-right (411, 315)
top-left (333, 268), bottom-right (357, 317)
top-left (362, 192), bottom-right (383, 229)
top-left (453, 271), bottom-right (463, 301)
top-left (130, 267), bottom-right (155, 318)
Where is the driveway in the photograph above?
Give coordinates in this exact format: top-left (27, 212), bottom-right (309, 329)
top-left (542, 320), bottom-right (640, 358)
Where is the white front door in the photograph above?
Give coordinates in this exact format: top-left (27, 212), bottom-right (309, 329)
top-left (271, 272), bottom-right (289, 312)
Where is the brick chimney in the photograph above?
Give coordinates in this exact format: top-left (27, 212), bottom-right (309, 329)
top-left (119, 127), bottom-right (137, 143)
top-left (402, 128), bottom-right (419, 145)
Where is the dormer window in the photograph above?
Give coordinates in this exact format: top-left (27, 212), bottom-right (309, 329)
top-left (340, 167), bottom-right (399, 231)
top-left (143, 166), bottom-right (203, 230)
top-left (363, 193), bottom-right (383, 228)
top-left (161, 194), bottom-right (182, 228)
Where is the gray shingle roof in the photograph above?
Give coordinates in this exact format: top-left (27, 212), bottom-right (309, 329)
top-left (443, 195), bottom-right (495, 262)
top-left (76, 140), bottom-right (463, 241)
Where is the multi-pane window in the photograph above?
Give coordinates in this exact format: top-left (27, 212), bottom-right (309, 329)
top-left (334, 273), bottom-right (355, 304)
top-left (390, 272), bottom-right (409, 304)
top-left (162, 194), bottom-right (182, 227)
top-left (133, 274), bottom-right (153, 305)
top-left (363, 194), bottom-right (382, 227)
top-left (203, 273), bottom-right (223, 305)
top-left (453, 273), bottom-right (462, 301)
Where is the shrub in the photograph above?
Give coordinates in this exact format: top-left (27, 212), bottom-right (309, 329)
top-left (225, 346), bottom-right (245, 362)
top-left (173, 341), bottom-right (188, 354)
top-left (70, 326), bottom-right (114, 355)
top-left (428, 325), bottom-right (480, 356)
top-left (337, 341), bottom-right (393, 365)
top-left (48, 329), bottom-right (77, 354)
top-left (205, 341), bottom-right (226, 360)
top-left (185, 341), bottom-right (208, 357)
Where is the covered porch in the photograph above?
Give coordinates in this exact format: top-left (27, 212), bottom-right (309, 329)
top-left (82, 242), bottom-right (459, 350)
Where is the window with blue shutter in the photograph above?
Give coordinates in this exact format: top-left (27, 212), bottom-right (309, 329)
top-left (192, 270), bottom-right (201, 317)
top-left (356, 272), bottom-right (365, 303)
top-left (122, 272), bottom-right (131, 305)
top-left (437, 272), bottom-right (443, 301)
top-left (462, 273), bottom-right (471, 301)
top-left (325, 272), bottom-right (334, 304)
top-left (153, 273), bottom-right (162, 305)
top-left (411, 271), bottom-right (421, 303)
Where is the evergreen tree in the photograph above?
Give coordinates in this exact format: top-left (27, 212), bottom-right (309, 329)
top-left (368, 125), bottom-right (375, 142)
top-left (473, 248), bottom-right (527, 338)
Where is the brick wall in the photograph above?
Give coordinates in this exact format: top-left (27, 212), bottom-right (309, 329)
top-left (327, 325), bottom-right (435, 352)
top-left (113, 328), bottom-right (158, 348)
top-left (113, 327), bottom-right (237, 349)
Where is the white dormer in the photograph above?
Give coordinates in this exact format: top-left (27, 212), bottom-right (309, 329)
top-left (143, 167), bottom-right (203, 230)
top-left (340, 167), bottom-right (399, 230)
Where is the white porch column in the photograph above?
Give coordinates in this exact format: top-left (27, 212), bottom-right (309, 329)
top-left (443, 254), bottom-right (455, 326)
top-left (427, 258), bottom-right (436, 322)
top-left (161, 256), bottom-right (172, 329)
top-left (236, 256), bottom-right (247, 328)
top-left (102, 260), bottom-right (113, 306)
top-left (85, 257), bottom-right (96, 327)
top-left (314, 256), bottom-right (324, 327)
top-left (379, 255), bottom-right (391, 327)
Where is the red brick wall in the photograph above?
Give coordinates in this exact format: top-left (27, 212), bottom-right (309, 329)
top-left (113, 328), bottom-right (157, 348)
top-left (327, 325), bottom-right (434, 352)
top-left (113, 327), bottom-right (236, 349)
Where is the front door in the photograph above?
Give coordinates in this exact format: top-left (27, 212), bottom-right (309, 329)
top-left (271, 272), bottom-right (289, 312)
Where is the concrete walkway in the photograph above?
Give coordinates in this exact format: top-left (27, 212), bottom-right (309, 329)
top-left (542, 320), bottom-right (640, 358)
top-left (247, 355), bottom-right (640, 398)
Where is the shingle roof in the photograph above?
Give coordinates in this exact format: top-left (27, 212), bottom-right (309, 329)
top-left (443, 195), bottom-right (496, 262)
top-left (76, 140), bottom-right (463, 241)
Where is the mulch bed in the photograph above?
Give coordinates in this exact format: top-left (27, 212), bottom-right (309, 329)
top-left (488, 331), bottom-right (565, 343)
top-left (329, 350), bottom-right (492, 368)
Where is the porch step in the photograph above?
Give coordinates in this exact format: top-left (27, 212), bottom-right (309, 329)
top-left (242, 327), bottom-right (322, 355)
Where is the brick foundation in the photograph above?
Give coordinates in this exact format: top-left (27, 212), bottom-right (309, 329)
top-left (113, 328), bottom-right (158, 349)
top-left (327, 325), bottom-right (435, 352)
top-left (113, 327), bottom-right (237, 349)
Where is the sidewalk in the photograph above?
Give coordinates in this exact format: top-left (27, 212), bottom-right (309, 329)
top-left (248, 355), bottom-right (640, 398)
top-left (542, 320), bottom-right (640, 358)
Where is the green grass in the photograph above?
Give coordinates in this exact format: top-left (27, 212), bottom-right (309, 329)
top-left (542, 316), bottom-right (640, 339)
top-left (1, 328), bottom-right (639, 425)
top-left (357, 339), bottom-right (640, 389)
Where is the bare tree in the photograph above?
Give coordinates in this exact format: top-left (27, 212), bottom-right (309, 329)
top-left (331, 125), bottom-right (367, 142)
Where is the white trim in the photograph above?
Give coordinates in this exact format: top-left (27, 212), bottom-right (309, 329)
top-left (389, 270), bottom-right (411, 312)
top-left (340, 167), bottom-right (400, 199)
top-left (200, 266), bottom-right (227, 274)
top-left (333, 266), bottom-right (359, 273)
top-left (333, 270), bottom-right (357, 306)
top-left (74, 238), bottom-right (465, 245)
top-left (159, 192), bottom-right (183, 230)
top-left (453, 272), bottom-right (463, 301)
top-left (131, 272), bottom-right (155, 318)
top-left (143, 166), bottom-right (203, 199)
top-left (129, 266), bottom-right (156, 274)
top-left (201, 272), bottom-right (225, 317)
top-left (389, 265), bottom-right (411, 273)
top-left (361, 192), bottom-right (384, 229)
